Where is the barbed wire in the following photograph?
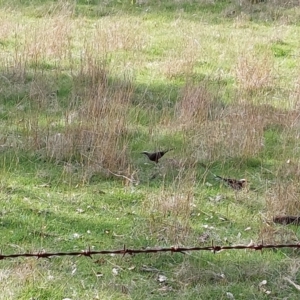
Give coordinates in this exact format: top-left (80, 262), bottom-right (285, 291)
top-left (1, 242), bottom-right (300, 260)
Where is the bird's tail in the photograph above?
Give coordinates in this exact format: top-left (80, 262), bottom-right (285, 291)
top-left (214, 175), bottom-right (224, 180)
top-left (164, 148), bottom-right (174, 154)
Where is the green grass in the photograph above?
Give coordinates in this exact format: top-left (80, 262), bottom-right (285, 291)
top-left (1, 0), bottom-right (300, 299)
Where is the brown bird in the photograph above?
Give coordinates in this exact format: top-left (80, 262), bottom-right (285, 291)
top-left (199, 163), bottom-right (247, 190)
top-left (141, 149), bottom-right (173, 163)
top-left (215, 175), bottom-right (247, 190)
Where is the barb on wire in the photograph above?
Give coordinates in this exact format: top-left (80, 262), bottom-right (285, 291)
top-left (1, 242), bottom-right (300, 261)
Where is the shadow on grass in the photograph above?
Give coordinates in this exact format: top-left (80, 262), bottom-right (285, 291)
top-left (0, 57), bottom-right (290, 189)
top-left (4, 0), bottom-right (229, 21)
top-left (5, 0), bottom-right (300, 25)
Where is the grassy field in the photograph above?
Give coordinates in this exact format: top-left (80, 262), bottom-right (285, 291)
top-left (1, 0), bottom-right (300, 299)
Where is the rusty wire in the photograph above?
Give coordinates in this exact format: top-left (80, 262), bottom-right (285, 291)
top-left (1, 242), bottom-right (300, 260)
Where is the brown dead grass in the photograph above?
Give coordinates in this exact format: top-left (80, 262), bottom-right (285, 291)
top-left (93, 18), bottom-right (147, 53)
top-left (175, 78), bottom-right (298, 162)
top-left (160, 37), bottom-right (199, 79)
top-left (230, 0), bottom-right (300, 26)
top-left (175, 82), bottom-right (220, 126)
top-left (0, 4), bottom-right (144, 184)
top-left (259, 223), bottom-right (299, 244)
top-left (179, 103), bottom-right (261, 161)
top-left (144, 169), bottom-right (196, 244)
top-left (7, 51), bottom-right (135, 183)
top-left (289, 72), bottom-right (300, 110)
top-left (175, 260), bottom-right (227, 287)
top-left (260, 175), bottom-right (300, 244)
top-left (42, 61), bottom-right (133, 179)
top-left (29, 78), bottom-right (58, 111)
top-left (235, 51), bottom-right (274, 93)
top-left (0, 259), bottom-right (44, 299)
top-left (24, 16), bottom-right (72, 62)
top-left (0, 15), bottom-right (18, 41)
top-left (266, 180), bottom-right (300, 217)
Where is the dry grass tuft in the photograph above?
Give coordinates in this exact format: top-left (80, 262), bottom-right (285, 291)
top-left (289, 72), bottom-right (300, 110)
top-left (175, 82), bottom-right (221, 127)
top-left (259, 223), bottom-right (299, 244)
top-left (277, 160), bottom-right (300, 180)
top-left (190, 103), bottom-right (266, 161)
top-left (261, 177), bottom-right (300, 243)
top-left (149, 190), bottom-right (194, 219)
top-left (285, 259), bottom-right (300, 279)
top-left (29, 78), bottom-right (58, 111)
top-left (175, 260), bottom-right (226, 287)
top-left (175, 79), bottom-right (296, 162)
top-left (160, 37), bottom-right (199, 79)
top-left (235, 51), bottom-right (274, 93)
top-left (0, 259), bottom-right (43, 299)
top-left (24, 15), bottom-right (73, 63)
top-left (24, 54), bottom-right (135, 182)
top-left (185, 99), bottom-right (296, 162)
top-left (233, 12), bottom-right (252, 28)
top-left (44, 102), bottom-right (131, 179)
top-left (266, 180), bottom-right (300, 216)
top-left (144, 170), bottom-right (196, 244)
top-left (93, 18), bottom-right (146, 52)
top-left (0, 14), bottom-right (17, 41)
top-left (0, 8), bottom-right (142, 183)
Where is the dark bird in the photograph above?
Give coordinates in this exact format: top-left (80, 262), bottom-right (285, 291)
top-left (273, 215), bottom-right (300, 225)
top-left (141, 149), bottom-right (173, 163)
top-left (215, 175), bottom-right (247, 190)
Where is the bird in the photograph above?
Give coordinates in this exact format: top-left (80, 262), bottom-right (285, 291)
top-left (199, 163), bottom-right (247, 190)
top-left (215, 175), bottom-right (247, 190)
top-left (141, 149), bottom-right (173, 163)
